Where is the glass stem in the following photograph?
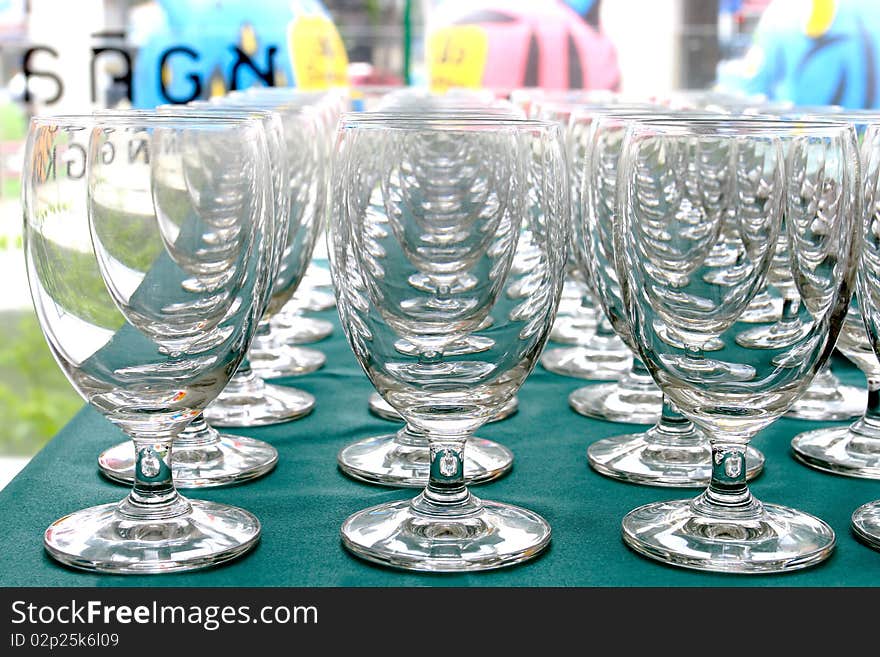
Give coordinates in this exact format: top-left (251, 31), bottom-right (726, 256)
top-left (250, 320), bottom-right (273, 350)
top-left (777, 295), bottom-right (801, 329)
top-left (851, 377), bottom-right (880, 437)
top-left (423, 437), bottom-right (469, 506)
top-left (595, 314), bottom-right (616, 337)
top-left (119, 436), bottom-right (189, 519)
top-left (631, 356), bottom-right (650, 377)
top-left (702, 440), bottom-right (755, 511)
top-left (396, 423), bottom-right (428, 447)
top-left (174, 412), bottom-right (221, 449)
top-left (652, 396), bottom-right (696, 441)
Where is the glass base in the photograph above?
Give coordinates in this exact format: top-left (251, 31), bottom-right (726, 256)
top-left (271, 315), bottom-right (334, 344)
top-left (622, 496), bottom-right (835, 573)
top-left (703, 244), bottom-right (739, 268)
top-left (98, 435), bottom-right (278, 488)
top-left (791, 426), bottom-right (880, 478)
top-left (569, 382), bottom-right (661, 425)
top-left (541, 342), bottom-right (632, 381)
top-left (702, 266), bottom-right (749, 287)
top-left (299, 289), bottom-right (336, 312)
top-left (368, 392), bottom-right (518, 424)
top-left (205, 381), bottom-right (315, 427)
top-left (588, 432), bottom-right (765, 487)
top-left (659, 354), bottom-right (756, 383)
top-left (338, 431), bottom-right (513, 487)
top-left (735, 319), bottom-right (811, 349)
top-left (249, 344), bottom-right (325, 378)
top-left (549, 312), bottom-right (597, 344)
top-left (785, 382), bottom-right (865, 421)
top-left (739, 291), bottom-right (782, 323)
top-left (654, 322), bottom-right (724, 352)
top-left (44, 499), bottom-right (260, 574)
top-left (341, 493), bottom-right (551, 572)
top-left (852, 501), bottom-right (880, 550)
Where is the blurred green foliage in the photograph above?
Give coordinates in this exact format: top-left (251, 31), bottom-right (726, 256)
top-left (32, 236), bottom-right (125, 331)
top-left (0, 311), bottom-right (82, 455)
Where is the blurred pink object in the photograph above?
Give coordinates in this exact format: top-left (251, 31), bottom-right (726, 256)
top-left (431, 0), bottom-right (620, 90)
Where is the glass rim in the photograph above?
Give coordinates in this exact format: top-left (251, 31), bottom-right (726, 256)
top-left (339, 113), bottom-right (553, 130)
top-left (30, 113), bottom-right (260, 128)
top-left (571, 107), bottom-right (723, 121)
top-left (790, 110), bottom-right (880, 126)
top-left (624, 116), bottom-right (853, 135)
top-left (208, 97), bottom-right (315, 113)
top-left (546, 101), bottom-right (659, 114)
top-left (155, 104), bottom-right (278, 118)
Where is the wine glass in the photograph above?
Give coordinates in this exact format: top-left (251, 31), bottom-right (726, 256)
top-left (336, 107), bottom-right (527, 489)
top-left (580, 111), bottom-right (764, 486)
top-left (239, 88), bottom-right (340, 348)
top-left (790, 111), bottom-right (880, 472)
top-left (25, 112), bottom-right (273, 572)
top-left (736, 108), bottom-right (871, 422)
top-left (615, 117), bottom-right (859, 572)
top-left (329, 115), bottom-right (568, 570)
top-left (851, 122), bottom-right (880, 548)
top-left (95, 106), bottom-right (288, 487)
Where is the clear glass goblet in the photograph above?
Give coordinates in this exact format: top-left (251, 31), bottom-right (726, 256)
top-left (248, 90), bottom-right (345, 343)
top-left (738, 109), bottom-right (876, 422)
top-left (616, 118), bottom-right (858, 572)
top-left (330, 115), bottom-right (568, 570)
top-left (568, 107), bottom-right (715, 424)
top-left (782, 111), bottom-right (880, 425)
top-left (336, 109), bottom-right (527, 489)
top-left (851, 122), bottom-right (880, 546)
top-left (26, 113), bottom-right (273, 572)
top-left (580, 111), bottom-right (764, 486)
top-left (791, 119), bottom-right (880, 479)
top-left (95, 106), bottom-right (286, 488)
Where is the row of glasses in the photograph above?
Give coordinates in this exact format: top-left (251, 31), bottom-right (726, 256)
top-left (850, 123), bottom-right (880, 545)
top-left (534, 101), bottom-right (633, 381)
top-left (786, 110), bottom-right (880, 471)
top-left (784, 115), bottom-right (880, 550)
top-left (329, 113), bottom-right (569, 570)
top-left (211, 90), bottom-right (329, 383)
top-left (26, 111), bottom-right (276, 572)
top-left (244, 88), bottom-right (341, 350)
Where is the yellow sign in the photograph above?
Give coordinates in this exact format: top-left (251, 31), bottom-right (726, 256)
top-left (805, 0), bottom-right (837, 38)
top-left (428, 25), bottom-right (489, 93)
top-left (289, 15), bottom-right (349, 90)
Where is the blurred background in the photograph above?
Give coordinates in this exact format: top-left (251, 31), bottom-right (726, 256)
top-left (1, 0), bottom-right (877, 487)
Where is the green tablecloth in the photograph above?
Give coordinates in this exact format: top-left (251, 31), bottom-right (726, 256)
top-left (2, 305), bottom-right (880, 587)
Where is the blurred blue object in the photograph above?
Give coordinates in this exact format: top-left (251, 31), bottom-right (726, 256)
top-left (719, 0), bottom-right (880, 108)
top-left (132, 0), bottom-right (336, 108)
top-left (564, 0), bottom-right (596, 15)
